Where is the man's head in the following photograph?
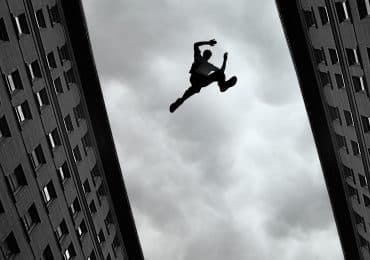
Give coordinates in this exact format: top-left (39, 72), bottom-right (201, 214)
top-left (203, 49), bottom-right (212, 60)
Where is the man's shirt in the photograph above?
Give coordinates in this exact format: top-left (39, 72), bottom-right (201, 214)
top-left (189, 47), bottom-right (219, 76)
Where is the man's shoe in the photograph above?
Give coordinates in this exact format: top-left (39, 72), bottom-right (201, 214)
top-left (220, 76), bottom-right (237, 92)
top-left (169, 99), bottom-right (183, 113)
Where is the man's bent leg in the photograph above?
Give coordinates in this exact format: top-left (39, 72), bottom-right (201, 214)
top-left (169, 85), bottom-right (201, 113)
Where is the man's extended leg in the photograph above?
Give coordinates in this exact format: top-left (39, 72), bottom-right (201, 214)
top-left (169, 85), bottom-right (201, 113)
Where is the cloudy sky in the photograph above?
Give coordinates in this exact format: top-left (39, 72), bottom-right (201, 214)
top-left (82, 1), bottom-right (344, 259)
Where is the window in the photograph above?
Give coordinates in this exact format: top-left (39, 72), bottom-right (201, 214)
top-left (346, 48), bottom-right (361, 66)
top-left (73, 103), bottom-right (84, 127)
top-left (48, 5), bottom-right (61, 25)
top-left (69, 198), bottom-right (80, 216)
top-left (42, 245), bottom-right (54, 260)
top-left (105, 211), bottom-right (113, 234)
top-left (362, 116), bottom-right (370, 132)
top-left (313, 48), bottom-right (326, 65)
top-left (0, 199), bottom-right (4, 214)
top-left (21, 204), bottom-right (40, 231)
top-left (82, 132), bottom-right (91, 155)
top-left (106, 254), bottom-right (111, 260)
top-left (344, 110), bottom-right (354, 126)
top-left (42, 181), bottom-right (57, 203)
top-left (47, 129), bottom-right (61, 149)
top-left (73, 146), bottom-right (82, 163)
top-left (35, 88), bottom-right (49, 108)
top-left (328, 105), bottom-right (341, 124)
top-left (347, 184), bottom-right (360, 202)
top-left (319, 71), bottom-right (331, 87)
top-left (364, 194), bottom-right (370, 207)
top-left (58, 44), bottom-right (69, 62)
top-left (89, 200), bottom-right (97, 214)
top-left (87, 251), bottom-right (97, 260)
top-left (55, 219), bottom-right (68, 240)
top-left (64, 68), bottom-right (75, 86)
top-left (77, 220), bottom-right (87, 238)
top-left (0, 116), bottom-right (11, 138)
top-left (0, 18), bottom-right (9, 41)
top-left (64, 114), bottom-right (73, 132)
top-left (304, 8), bottom-right (317, 28)
top-left (318, 6), bottom-right (329, 25)
top-left (97, 230), bottom-right (105, 244)
top-left (58, 162), bottom-right (71, 182)
top-left (336, 134), bottom-right (348, 153)
top-left (46, 52), bottom-right (57, 69)
top-left (63, 244), bottom-right (76, 260)
top-left (1, 232), bottom-right (20, 258)
top-left (112, 235), bottom-right (121, 250)
top-left (13, 13), bottom-right (30, 35)
top-left (83, 179), bottom-right (91, 194)
top-left (26, 60), bottom-right (42, 81)
top-left (15, 101), bottom-right (32, 123)
top-left (7, 164), bottom-right (27, 193)
top-left (329, 48), bottom-right (339, 64)
top-left (35, 9), bottom-right (46, 28)
top-left (354, 212), bottom-right (366, 232)
top-left (91, 165), bottom-right (101, 181)
top-left (353, 76), bottom-right (367, 92)
top-left (30, 145), bottom-right (45, 169)
top-left (357, 0), bottom-right (370, 19)
top-left (335, 1), bottom-right (351, 22)
top-left (342, 164), bottom-right (355, 181)
top-left (53, 77), bottom-right (63, 94)
top-left (335, 74), bottom-right (345, 88)
top-left (6, 70), bottom-right (23, 93)
top-left (359, 174), bottom-right (368, 187)
top-left (352, 140), bottom-right (360, 156)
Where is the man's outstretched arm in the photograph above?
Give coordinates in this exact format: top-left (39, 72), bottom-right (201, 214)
top-left (221, 52), bottom-right (228, 71)
top-left (194, 39), bottom-right (217, 57)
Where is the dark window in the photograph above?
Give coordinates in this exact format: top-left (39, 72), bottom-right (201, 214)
top-left (35, 88), bottom-right (49, 108)
top-left (0, 199), bottom-right (4, 214)
top-left (7, 165), bottom-right (27, 193)
top-left (6, 70), bottom-right (23, 93)
top-left (113, 235), bottom-right (121, 250)
top-left (64, 243), bottom-right (76, 260)
top-left (42, 181), bottom-right (57, 203)
top-left (88, 251), bottom-right (97, 260)
top-left (35, 9), bottom-right (46, 28)
top-left (82, 132), bottom-right (91, 155)
top-left (335, 74), bottom-right (345, 88)
top-left (359, 234), bottom-right (369, 249)
top-left (26, 60), bottom-right (42, 81)
top-left (12, 13), bottom-right (30, 35)
top-left (105, 211), bottom-right (113, 234)
top-left (46, 52), bottom-right (57, 69)
top-left (336, 134), bottom-right (348, 153)
top-left (364, 194), bottom-right (370, 207)
top-left (352, 140), bottom-right (360, 155)
top-left (30, 145), bottom-right (45, 169)
top-left (98, 184), bottom-right (106, 197)
top-left (53, 77), bottom-right (63, 94)
top-left (89, 200), bottom-right (97, 214)
top-left (47, 129), bottom-right (61, 150)
top-left (22, 204), bottom-right (40, 231)
top-left (83, 179), bottom-right (91, 194)
top-left (353, 76), bottom-right (367, 93)
top-left (335, 1), bottom-right (351, 22)
top-left (318, 6), bottom-right (329, 25)
top-left (362, 116), bottom-right (370, 132)
top-left (329, 48), bottom-right (339, 64)
top-left (77, 220), bottom-right (87, 238)
top-left (354, 212), bottom-right (366, 230)
top-left (91, 165), bottom-right (100, 181)
top-left (58, 162), bottom-right (71, 182)
top-left (64, 114), bottom-right (73, 132)
top-left (0, 116), bottom-right (11, 138)
top-left (359, 174), bottom-right (368, 187)
top-left (344, 110), bottom-right (354, 126)
top-left (106, 254), bottom-right (111, 260)
top-left (346, 48), bottom-right (361, 66)
top-left (319, 71), bottom-right (331, 87)
top-left (70, 198), bottom-right (80, 216)
top-left (327, 105), bottom-right (341, 124)
top-left (342, 164), bottom-right (355, 182)
top-left (15, 101), bottom-right (32, 123)
top-left (55, 219), bottom-right (68, 240)
top-left (347, 184), bottom-right (360, 202)
top-left (0, 18), bottom-right (9, 41)
top-left (58, 44), bottom-right (69, 62)
top-left (313, 48), bottom-right (326, 65)
top-left (48, 5), bottom-right (61, 25)
top-left (42, 245), bottom-right (54, 260)
top-left (357, 0), bottom-right (370, 19)
top-left (64, 68), bottom-right (75, 86)
top-left (73, 146), bottom-right (82, 163)
top-left (73, 103), bottom-right (84, 127)
top-left (2, 232), bottom-right (20, 258)
top-left (367, 47), bottom-right (370, 65)
top-left (97, 230), bottom-right (105, 244)
top-left (304, 8), bottom-right (317, 28)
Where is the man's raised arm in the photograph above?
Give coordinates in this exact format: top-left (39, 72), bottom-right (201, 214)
top-left (194, 39), bottom-right (217, 57)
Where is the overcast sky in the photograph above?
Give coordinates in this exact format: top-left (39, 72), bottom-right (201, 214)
top-left (82, 1), bottom-right (344, 259)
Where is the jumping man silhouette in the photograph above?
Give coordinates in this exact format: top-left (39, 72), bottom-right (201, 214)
top-left (169, 39), bottom-right (237, 113)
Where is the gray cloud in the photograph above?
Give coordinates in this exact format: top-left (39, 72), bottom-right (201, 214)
top-left (83, 0), bottom-right (343, 259)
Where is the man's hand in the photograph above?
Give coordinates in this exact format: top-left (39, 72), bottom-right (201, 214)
top-left (209, 39), bottom-right (217, 46)
top-left (224, 52), bottom-right (228, 60)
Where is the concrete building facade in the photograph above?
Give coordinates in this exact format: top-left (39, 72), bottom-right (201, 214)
top-left (0, 0), bottom-right (143, 259)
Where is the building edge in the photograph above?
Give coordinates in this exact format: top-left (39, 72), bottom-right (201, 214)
top-left (275, 1), bottom-right (361, 259)
top-left (59, 1), bottom-right (145, 259)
